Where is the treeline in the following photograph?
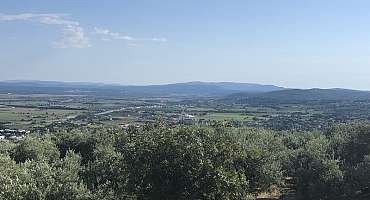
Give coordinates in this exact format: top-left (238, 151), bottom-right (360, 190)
top-left (0, 123), bottom-right (370, 199)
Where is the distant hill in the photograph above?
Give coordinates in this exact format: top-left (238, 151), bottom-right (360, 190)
top-left (180, 82), bottom-right (284, 93)
top-left (0, 81), bottom-right (284, 97)
top-left (123, 82), bottom-right (284, 96)
top-left (3, 80), bottom-right (370, 102)
top-left (221, 88), bottom-right (370, 104)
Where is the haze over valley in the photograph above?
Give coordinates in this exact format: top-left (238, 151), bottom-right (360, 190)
top-left (2, 1), bottom-right (370, 200)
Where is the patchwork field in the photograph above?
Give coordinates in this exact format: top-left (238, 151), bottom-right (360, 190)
top-left (0, 106), bottom-right (83, 129)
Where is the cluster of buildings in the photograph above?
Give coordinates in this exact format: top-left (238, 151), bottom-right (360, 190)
top-left (0, 129), bottom-right (29, 141)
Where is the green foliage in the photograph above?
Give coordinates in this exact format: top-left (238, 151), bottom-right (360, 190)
top-left (2, 123), bottom-right (370, 199)
top-left (232, 128), bottom-right (287, 193)
top-left (290, 135), bottom-right (343, 199)
top-left (328, 123), bottom-right (370, 167)
top-left (0, 154), bottom-right (34, 200)
top-left (85, 142), bottom-right (125, 198)
top-left (345, 155), bottom-right (370, 199)
top-left (115, 126), bottom-right (249, 199)
top-left (46, 150), bottom-right (91, 200)
top-left (327, 123), bottom-right (370, 199)
top-left (11, 136), bottom-right (60, 163)
top-left (53, 131), bottom-right (97, 165)
top-left (0, 150), bottom-right (90, 200)
top-left (0, 140), bottom-right (16, 155)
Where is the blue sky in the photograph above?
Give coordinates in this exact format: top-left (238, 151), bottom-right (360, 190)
top-left (1, 0), bottom-right (370, 89)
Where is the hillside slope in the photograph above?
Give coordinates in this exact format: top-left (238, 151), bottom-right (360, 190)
top-left (0, 81), bottom-right (284, 97)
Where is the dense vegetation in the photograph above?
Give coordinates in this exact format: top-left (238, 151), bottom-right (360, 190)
top-left (1, 122), bottom-right (370, 200)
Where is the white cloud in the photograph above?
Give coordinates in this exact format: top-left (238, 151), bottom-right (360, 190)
top-left (151, 37), bottom-right (167, 42)
top-left (0, 13), bottom-right (90, 48)
top-left (94, 27), bottom-right (167, 43)
top-left (0, 13), bottom-right (166, 48)
top-left (94, 27), bottom-right (110, 35)
top-left (53, 25), bottom-right (90, 48)
top-left (94, 27), bottom-right (134, 40)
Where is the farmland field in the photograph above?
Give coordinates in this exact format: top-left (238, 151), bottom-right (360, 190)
top-left (195, 112), bottom-right (254, 121)
top-left (0, 106), bottom-right (83, 129)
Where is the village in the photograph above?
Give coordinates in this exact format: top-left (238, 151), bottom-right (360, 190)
top-left (0, 128), bottom-right (29, 141)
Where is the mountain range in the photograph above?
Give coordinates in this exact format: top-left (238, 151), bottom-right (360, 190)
top-left (1, 81), bottom-right (370, 103)
top-left (0, 80), bottom-right (284, 96)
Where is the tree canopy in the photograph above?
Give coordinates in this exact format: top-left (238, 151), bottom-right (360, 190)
top-left (1, 123), bottom-right (370, 199)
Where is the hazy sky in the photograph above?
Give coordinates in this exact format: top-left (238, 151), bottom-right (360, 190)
top-left (1, 0), bottom-right (370, 89)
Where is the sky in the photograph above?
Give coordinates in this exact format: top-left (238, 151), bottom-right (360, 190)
top-left (1, 0), bottom-right (370, 89)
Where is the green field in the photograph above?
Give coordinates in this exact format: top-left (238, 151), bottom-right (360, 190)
top-left (196, 112), bottom-right (254, 121)
top-left (0, 106), bottom-right (83, 129)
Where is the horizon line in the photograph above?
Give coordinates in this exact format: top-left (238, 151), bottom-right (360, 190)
top-left (1, 79), bottom-right (370, 91)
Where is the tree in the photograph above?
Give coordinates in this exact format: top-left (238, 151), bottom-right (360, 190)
top-left (289, 135), bottom-right (343, 200)
top-left (46, 150), bottom-right (91, 200)
top-left (0, 154), bottom-right (34, 200)
top-left (53, 131), bottom-right (97, 165)
top-left (114, 126), bottom-right (249, 200)
top-left (12, 136), bottom-right (60, 163)
top-left (233, 128), bottom-right (287, 193)
top-left (328, 123), bottom-right (370, 198)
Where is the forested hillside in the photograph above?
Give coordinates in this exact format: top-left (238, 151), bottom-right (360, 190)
top-left (1, 123), bottom-right (370, 200)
